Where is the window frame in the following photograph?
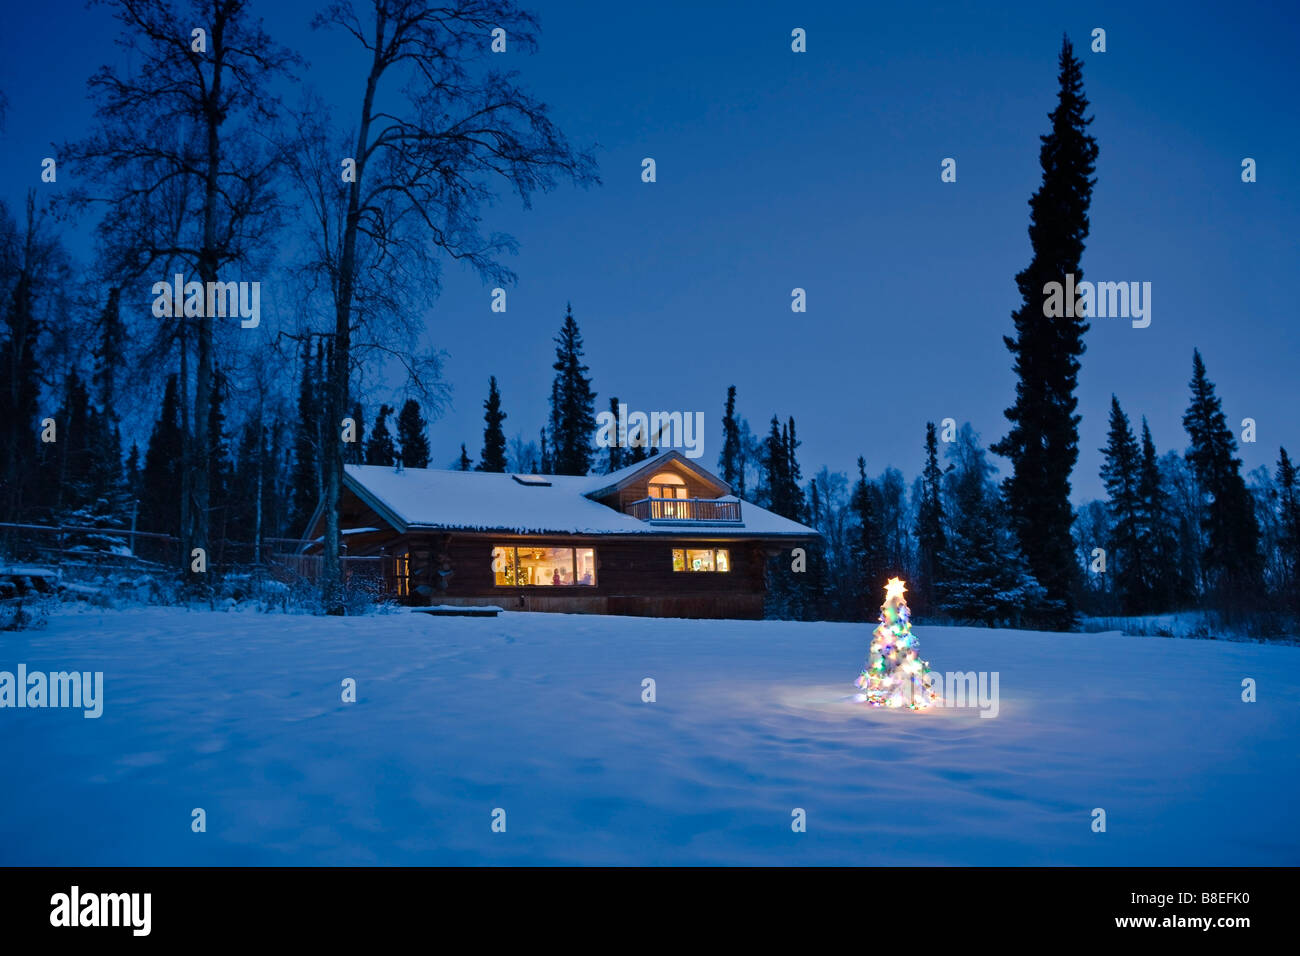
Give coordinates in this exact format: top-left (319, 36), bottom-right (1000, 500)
top-left (393, 551), bottom-right (411, 597)
top-left (491, 545), bottom-right (598, 588)
top-left (647, 472), bottom-right (689, 501)
top-left (671, 547), bottom-right (732, 573)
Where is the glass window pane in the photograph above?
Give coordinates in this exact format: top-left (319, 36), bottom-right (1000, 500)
top-left (686, 549), bottom-right (715, 572)
top-left (672, 549), bottom-right (686, 572)
top-left (492, 546), bottom-right (517, 586)
top-left (575, 548), bottom-right (596, 586)
top-left (515, 547), bottom-right (574, 586)
top-left (715, 549), bottom-right (730, 572)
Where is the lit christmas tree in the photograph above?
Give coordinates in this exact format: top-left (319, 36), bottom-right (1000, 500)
top-left (854, 577), bottom-right (938, 710)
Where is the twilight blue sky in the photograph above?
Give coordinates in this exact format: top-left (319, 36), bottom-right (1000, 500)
top-left (2, 0), bottom-right (1297, 502)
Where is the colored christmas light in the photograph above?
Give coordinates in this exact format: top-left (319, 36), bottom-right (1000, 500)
top-left (854, 577), bottom-right (939, 710)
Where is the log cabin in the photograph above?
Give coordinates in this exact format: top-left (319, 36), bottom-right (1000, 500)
top-left (299, 450), bottom-right (820, 618)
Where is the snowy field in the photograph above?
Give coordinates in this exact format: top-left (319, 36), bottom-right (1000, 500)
top-left (1, 606), bottom-right (1297, 866)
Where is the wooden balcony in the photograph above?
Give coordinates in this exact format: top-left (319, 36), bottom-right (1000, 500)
top-left (626, 497), bottom-right (742, 523)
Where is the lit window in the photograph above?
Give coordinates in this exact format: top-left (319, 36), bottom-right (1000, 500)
top-left (491, 546), bottom-right (518, 586)
top-left (671, 548), bottom-right (730, 572)
top-left (394, 552), bottom-right (411, 596)
top-left (492, 546), bottom-right (597, 587)
top-left (648, 472), bottom-right (689, 518)
top-left (648, 472), bottom-right (688, 500)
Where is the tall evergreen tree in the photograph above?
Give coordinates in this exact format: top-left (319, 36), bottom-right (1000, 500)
top-left (54, 370), bottom-right (95, 516)
top-left (603, 395), bottom-right (623, 474)
top-left (479, 376), bottom-right (508, 472)
top-left (367, 404), bottom-right (397, 467)
top-left (939, 424), bottom-right (1046, 625)
top-left (1160, 450), bottom-right (1202, 605)
top-left (803, 478), bottom-right (830, 619)
top-left (762, 416), bottom-right (787, 515)
top-left (458, 443), bottom-right (473, 471)
top-left (0, 195), bottom-right (59, 524)
top-left (125, 441), bottom-right (141, 503)
top-left (1099, 396), bottom-right (1144, 613)
top-left (1182, 349), bottom-right (1262, 599)
top-left (786, 416), bottom-right (805, 522)
top-left (87, 286), bottom-right (127, 526)
top-left (1136, 419), bottom-right (1180, 611)
top-left (625, 418), bottom-right (648, 465)
top-left (91, 287), bottom-right (124, 417)
top-left (140, 374), bottom-right (183, 540)
top-left (849, 456), bottom-right (886, 618)
top-left (1276, 447), bottom-right (1300, 605)
top-left (343, 402), bottom-right (365, 465)
top-left (397, 399), bottom-right (430, 469)
top-left (915, 422), bottom-right (947, 614)
top-left (546, 304), bottom-right (597, 475)
top-left (990, 37), bottom-right (1099, 628)
top-left (208, 368), bottom-right (233, 538)
top-left (719, 385), bottom-right (741, 488)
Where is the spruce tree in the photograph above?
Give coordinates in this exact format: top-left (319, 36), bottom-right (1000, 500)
top-left (1276, 447), bottom-right (1300, 604)
top-left (125, 442), bottom-right (141, 503)
top-left (786, 416), bottom-right (805, 522)
top-left (479, 376), bottom-right (508, 472)
top-left (915, 422), bottom-right (947, 614)
top-left (92, 287), bottom-right (124, 419)
top-left (850, 456), bottom-right (885, 618)
top-left (939, 424), bottom-right (1046, 625)
top-left (1182, 349), bottom-right (1263, 599)
top-left (397, 399), bottom-right (430, 469)
top-left (0, 210), bottom-right (43, 523)
top-left (719, 385), bottom-right (741, 487)
top-left (803, 479), bottom-right (830, 620)
top-left (1136, 419), bottom-right (1179, 611)
top-left (140, 374), bottom-right (183, 540)
top-left (367, 404), bottom-right (397, 467)
top-left (343, 402), bottom-right (365, 465)
top-left (54, 370), bottom-right (94, 516)
top-left (208, 368), bottom-right (233, 537)
top-left (458, 443), bottom-right (473, 471)
top-left (546, 304), bottom-right (597, 475)
top-left (231, 420), bottom-right (264, 553)
top-left (625, 419), bottom-right (648, 465)
top-left (1099, 396), bottom-right (1143, 613)
top-left (991, 37), bottom-right (1099, 628)
top-left (762, 416), bottom-right (786, 514)
top-left (604, 396), bottom-right (623, 474)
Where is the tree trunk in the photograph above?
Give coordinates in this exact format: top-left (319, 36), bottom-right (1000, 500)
top-left (322, 12), bottom-right (386, 615)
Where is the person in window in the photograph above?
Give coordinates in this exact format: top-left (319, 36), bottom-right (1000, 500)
top-left (552, 568), bottom-right (561, 586)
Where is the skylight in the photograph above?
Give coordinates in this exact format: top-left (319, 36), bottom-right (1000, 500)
top-left (511, 474), bottom-right (553, 487)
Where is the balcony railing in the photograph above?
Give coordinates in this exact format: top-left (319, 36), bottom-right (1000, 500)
top-left (626, 497), bottom-right (742, 523)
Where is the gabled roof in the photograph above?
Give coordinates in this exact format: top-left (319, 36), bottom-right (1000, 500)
top-left (341, 450), bottom-right (816, 538)
top-left (581, 449), bottom-right (730, 500)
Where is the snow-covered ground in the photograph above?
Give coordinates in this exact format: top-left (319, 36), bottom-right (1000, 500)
top-left (1, 607), bottom-right (1296, 865)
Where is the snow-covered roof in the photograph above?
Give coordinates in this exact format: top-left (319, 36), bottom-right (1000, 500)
top-left (342, 451), bottom-right (816, 538)
top-left (581, 449), bottom-right (730, 499)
